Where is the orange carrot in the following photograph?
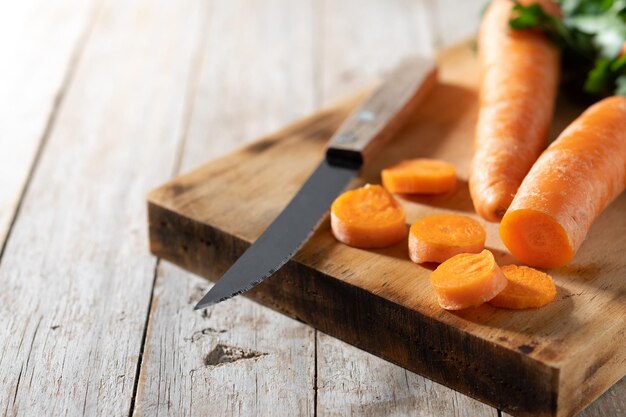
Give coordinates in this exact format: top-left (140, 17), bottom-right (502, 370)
top-left (430, 250), bottom-right (508, 310)
top-left (489, 265), bottom-right (556, 309)
top-left (408, 214), bottom-right (486, 263)
top-left (381, 159), bottom-right (457, 194)
top-left (470, 0), bottom-right (560, 222)
top-left (500, 96), bottom-right (626, 268)
top-left (331, 184), bottom-right (406, 248)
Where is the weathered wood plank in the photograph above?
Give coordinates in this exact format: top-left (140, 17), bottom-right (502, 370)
top-left (0, 0), bottom-right (206, 415)
top-left (134, 1), bottom-right (317, 415)
top-left (181, 0), bottom-right (317, 167)
top-left (317, 333), bottom-right (499, 417)
top-left (316, 0), bottom-right (435, 106)
top-left (135, 263), bottom-right (316, 417)
top-left (0, 0), bottom-right (98, 253)
top-left (578, 376), bottom-right (626, 416)
top-left (315, 1), bottom-right (497, 416)
top-left (424, 0), bottom-right (485, 48)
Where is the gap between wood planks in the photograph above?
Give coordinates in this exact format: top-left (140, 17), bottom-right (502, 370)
top-left (314, 332), bottom-right (318, 416)
top-left (127, 261), bottom-right (159, 417)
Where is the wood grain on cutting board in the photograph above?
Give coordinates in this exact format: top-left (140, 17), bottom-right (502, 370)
top-left (148, 42), bottom-right (626, 417)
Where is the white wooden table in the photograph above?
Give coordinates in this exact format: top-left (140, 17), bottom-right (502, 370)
top-left (1, 1), bottom-right (624, 416)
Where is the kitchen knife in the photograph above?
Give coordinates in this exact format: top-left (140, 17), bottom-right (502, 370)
top-left (195, 56), bottom-right (437, 310)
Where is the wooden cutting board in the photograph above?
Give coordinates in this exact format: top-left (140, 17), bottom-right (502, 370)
top-left (147, 42), bottom-right (626, 417)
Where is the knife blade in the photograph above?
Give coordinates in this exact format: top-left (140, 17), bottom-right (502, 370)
top-left (195, 55), bottom-right (437, 310)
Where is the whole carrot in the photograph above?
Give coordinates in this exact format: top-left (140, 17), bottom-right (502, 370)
top-left (470, 0), bottom-right (560, 222)
top-left (500, 96), bottom-right (626, 268)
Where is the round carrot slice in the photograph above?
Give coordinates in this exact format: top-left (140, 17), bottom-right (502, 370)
top-left (409, 214), bottom-right (486, 264)
top-left (381, 159), bottom-right (457, 194)
top-left (488, 265), bottom-right (556, 309)
top-left (331, 184), bottom-right (406, 248)
top-left (430, 249), bottom-right (507, 310)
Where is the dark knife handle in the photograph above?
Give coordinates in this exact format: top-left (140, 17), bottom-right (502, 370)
top-left (325, 55), bottom-right (437, 169)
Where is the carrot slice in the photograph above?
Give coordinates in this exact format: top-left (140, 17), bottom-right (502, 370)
top-left (331, 184), bottom-right (406, 248)
top-left (430, 250), bottom-right (507, 310)
top-left (408, 214), bottom-right (486, 263)
top-left (500, 96), bottom-right (626, 268)
top-left (470, 0), bottom-right (561, 222)
top-left (489, 265), bottom-right (556, 309)
top-left (381, 159), bottom-right (457, 194)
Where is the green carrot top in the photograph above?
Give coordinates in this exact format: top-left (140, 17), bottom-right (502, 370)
top-left (509, 0), bottom-right (626, 96)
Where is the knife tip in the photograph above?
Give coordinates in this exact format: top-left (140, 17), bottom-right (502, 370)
top-left (194, 297), bottom-right (218, 311)
top-left (193, 301), bottom-right (209, 310)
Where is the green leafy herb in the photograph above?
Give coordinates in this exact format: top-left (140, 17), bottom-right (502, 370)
top-left (509, 0), bottom-right (626, 96)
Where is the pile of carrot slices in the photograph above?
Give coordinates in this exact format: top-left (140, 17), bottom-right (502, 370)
top-left (329, 157), bottom-right (557, 312)
top-left (431, 250), bottom-right (556, 311)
